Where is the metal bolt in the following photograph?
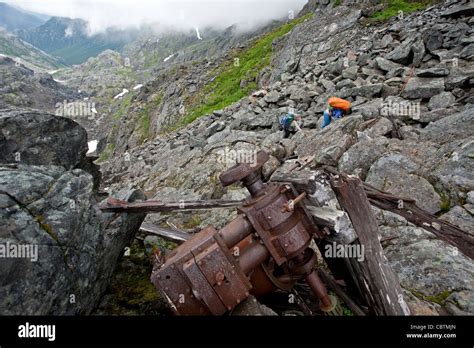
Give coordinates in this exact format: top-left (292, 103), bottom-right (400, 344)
top-left (215, 271), bottom-right (225, 284)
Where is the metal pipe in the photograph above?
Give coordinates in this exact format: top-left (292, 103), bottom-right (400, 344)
top-left (305, 270), bottom-right (333, 312)
top-left (218, 215), bottom-right (254, 248)
top-left (238, 241), bottom-right (270, 274)
top-left (242, 171), bottom-right (265, 197)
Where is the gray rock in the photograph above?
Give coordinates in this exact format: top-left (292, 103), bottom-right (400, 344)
top-left (352, 83), bottom-right (383, 98)
top-left (232, 295), bottom-right (277, 316)
top-left (401, 77), bottom-right (445, 99)
top-left (264, 90), bottom-right (283, 103)
top-left (336, 79), bottom-right (355, 90)
top-left (338, 137), bottom-right (389, 179)
top-left (381, 225), bottom-right (474, 315)
top-left (444, 68), bottom-right (474, 90)
top-left (385, 36), bottom-right (425, 67)
top-left (0, 109), bottom-right (88, 170)
top-left (204, 121), bottom-right (226, 137)
top-left (423, 29), bottom-right (443, 52)
top-left (366, 153), bottom-right (441, 213)
top-left (320, 78), bottom-right (335, 92)
top-left (460, 43), bottom-right (474, 60)
top-left (441, 3), bottom-right (474, 18)
top-left (416, 67), bottom-right (449, 77)
top-left (428, 91), bottom-right (456, 110)
top-left (0, 164), bottom-right (145, 315)
top-left (375, 57), bottom-right (403, 72)
top-left (440, 206), bottom-right (474, 236)
top-left (363, 117), bottom-right (393, 138)
top-left (467, 191), bottom-right (474, 205)
top-left (342, 66), bottom-right (359, 80)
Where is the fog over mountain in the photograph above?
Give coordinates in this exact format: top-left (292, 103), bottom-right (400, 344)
top-left (7, 0), bottom-right (307, 34)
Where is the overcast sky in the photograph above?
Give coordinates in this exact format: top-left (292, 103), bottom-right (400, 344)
top-left (8, 0), bottom-right (308, 33)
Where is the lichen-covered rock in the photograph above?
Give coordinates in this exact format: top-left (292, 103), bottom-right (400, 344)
top-left (0, 110), bottom-right (145, 315)
top-left (380, 225), bottom-right (474, 315)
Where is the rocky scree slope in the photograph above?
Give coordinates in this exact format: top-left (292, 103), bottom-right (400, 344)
top-left (99, 0), bottom-right (474, 315)
top-left (52, 20), bottom-right (288, 151)
top-left (0, 56), bottom-right (81, 112)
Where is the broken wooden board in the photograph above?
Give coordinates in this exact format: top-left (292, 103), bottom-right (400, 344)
top-left (100, 197), bottom-right (242, 213)
top-left (330, 174), bottom-right (410, 316)
top-left (140, 223), bottom-right (191, 243)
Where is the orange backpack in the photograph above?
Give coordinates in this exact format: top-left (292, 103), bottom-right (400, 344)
top-left (328, 97), bottom-right (352, 112)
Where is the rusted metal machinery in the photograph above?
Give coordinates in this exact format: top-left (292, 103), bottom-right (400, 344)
top-left (150, 150), bottom-right (337, 315)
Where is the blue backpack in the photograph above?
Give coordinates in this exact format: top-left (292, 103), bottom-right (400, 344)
top-left (279, 114), bottom-right (294, 130)
top-left (332, 109), bottom-right (344, 119)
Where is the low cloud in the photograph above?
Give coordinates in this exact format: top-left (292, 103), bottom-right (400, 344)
top-left (8, 0), bottom-right (308, 34)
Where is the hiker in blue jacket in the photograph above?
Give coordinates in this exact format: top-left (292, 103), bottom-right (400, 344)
top-left (279, 112), bottom-right (302, 138)
top-left (321, 106), bottom-right (345, 129)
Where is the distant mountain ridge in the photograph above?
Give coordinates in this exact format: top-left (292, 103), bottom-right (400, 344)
top-left (18, 16), bottom-right (141, 65)
top-left (0, 2), bottom-right (48, 31)
top-left (0, 28), bottom-right (65, 70)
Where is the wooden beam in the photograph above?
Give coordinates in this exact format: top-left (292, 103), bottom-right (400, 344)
top-left (330, 174), bottom-right (410, 315)
top-left (100, 197), bottom-right (242, 213)
top-left (363, 183), bottom-right (474, 260)
top-left (139, 223), bottom-right (191, 243)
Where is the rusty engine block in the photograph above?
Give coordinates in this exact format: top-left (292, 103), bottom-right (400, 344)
top-left (151, 150), bottom-right (336, 315)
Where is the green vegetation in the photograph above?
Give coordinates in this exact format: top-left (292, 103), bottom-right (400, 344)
top-left (182, 215), bottom-right (202, 229)
top-left (97, 142), bottom-right (115, 163)
top-left (138, 107), bottom-right (151, 144)
top-left (410, 288), bottom-right (455, 305)
top-left (371, 0), bottom-right (435, 21)
top-left (342, 304), bottom-right (354, 316)
top-left (172, 12), bottom-right (313, 130)
top-left (102, 239), bottom-right (169, 314)
top-left (113, 94), bottom-right (133, 120)
top-left (333, 0), bottom-right (342, 7)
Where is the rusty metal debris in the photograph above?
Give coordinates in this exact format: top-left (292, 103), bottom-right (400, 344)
top-left (288, 155), bottom-right (315, 172)
top-left (149, 150), bottom-right (337, 315)
top-left (102, 153), bottom-right (461, 316)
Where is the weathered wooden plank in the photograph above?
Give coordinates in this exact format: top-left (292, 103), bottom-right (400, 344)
top-left (139, 223), bottom-right (191, 242)
top-left (363, 183), bottom-right (474, 260)
top-left (330, 174), bottom-right (410, 315)
top-left (100, 197), bottom-right (242, 213)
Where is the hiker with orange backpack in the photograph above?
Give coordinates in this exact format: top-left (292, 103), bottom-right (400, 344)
top-left (321, 97), bottom-right (352, 129)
